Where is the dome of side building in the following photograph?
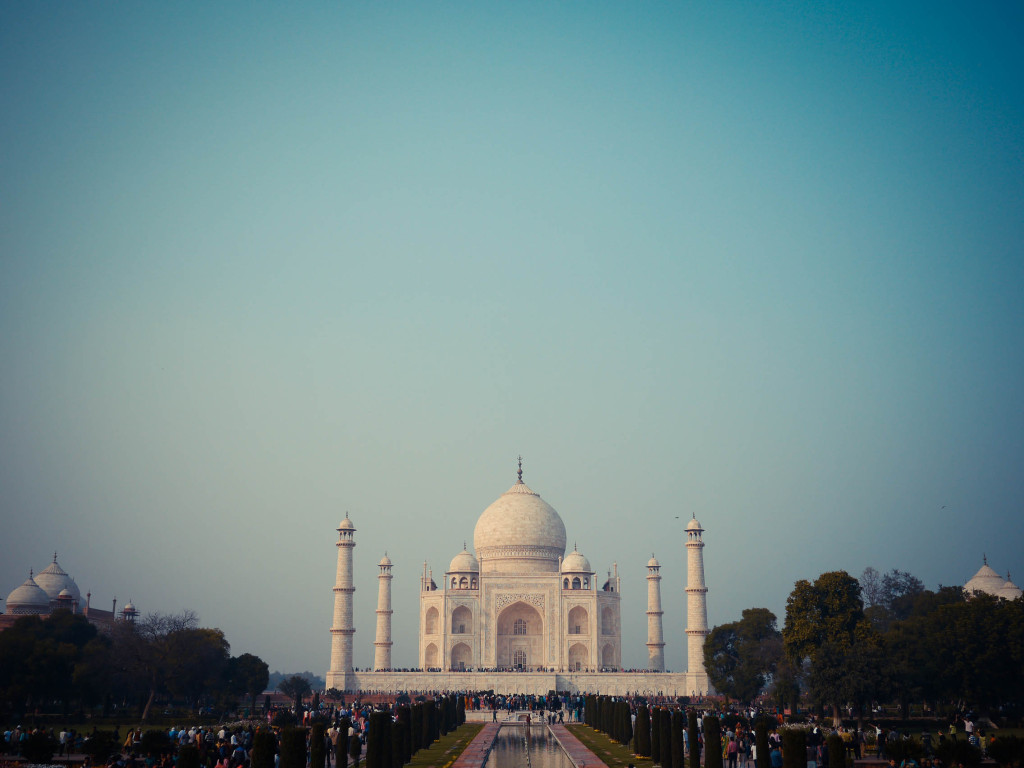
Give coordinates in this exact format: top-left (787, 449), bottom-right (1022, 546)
top-left (35, 554), bottom-right (81, 605)
top-left (5, 572), bottom-right (51, 615)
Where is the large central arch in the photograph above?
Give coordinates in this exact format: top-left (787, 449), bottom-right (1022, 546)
top-left (495, 601), bottom-right (544, 670)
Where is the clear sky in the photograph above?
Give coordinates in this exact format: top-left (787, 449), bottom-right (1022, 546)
top-left (2, 2), bottom-right (1022, 676)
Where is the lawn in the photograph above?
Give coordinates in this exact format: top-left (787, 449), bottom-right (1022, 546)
top-left (566, 725), bottom-right (657, 768)
top-left (405, 723), bottom-right (484, 768)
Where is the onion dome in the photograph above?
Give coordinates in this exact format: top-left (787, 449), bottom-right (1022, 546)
top-left (378, 554), bottom-right (392, 567)
top-left (648, 555), bottom-right (660, 568)
top-left (448, 545), bottom-right (479, 573)
top-left (998, 574), bottom-right (1022, 600)
top-left (561, 545), bottom-right (591, 573)
top-left (686, 516), bottom-right (703, 532)
top-left (35, 554), bottom-right (81, 604)
top-left (5, 571), bottom-right (51, 615)
top-left (964, 557), bottom-right (1007, 596)
top-left (338, 513), bottom-right (355, 531)
top-left (474, 460), bottom-right (566, 573)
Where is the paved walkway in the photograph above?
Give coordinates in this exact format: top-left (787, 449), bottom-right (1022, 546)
top-left (549, 724), bottom-right (608, 768)
top-left (450, 723), bottom-right (501, 768)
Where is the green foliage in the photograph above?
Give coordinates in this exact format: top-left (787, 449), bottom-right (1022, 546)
top-left (273, 709), bottom-right (299, 727)
top-left (704, 715), bottom-right (722, 768)
top-left (367, 710), bottom-right (392, 768)
top-left (140, 729), bottom-right (172, 755)
top-left (350, 732), bottom-right (363, 767)
top-left (228, 653), bottom-right (271, 712)
top-left (688, 710), bottom-right (701, 768)
top-left (280, 728), bottom-right (308, 768)
top-left (934, 740), bottom-right (982, 768)
top-left (336, 718), bottom-right (352, 768)
top-left (278, 675), bottom-right (312, 716)
top-left (827, 735), bottom-right (845, 768)
top-left (22, 731), bottom-right (57, 764)
top-left (396, 706), bottom-right (412, 765)
top-left (670, 710), bottom-right (685, 768)
top-left (780, 729), bottom-right (806, 768)
top-left (754, 718), bottom-right (770, 768)
top-left (705, 608), bottom-right (783, 702)
top-left (178, 745), bottom-right (201, 768)
top-left (987, 737), bottom-right (1024, 768)
top-left (660, 709), bottom-right (672, 768)
top-left (635, 705), bottom-right (652, 757)
top-left (651, 707), bottom-right (662, 764)
top-left (82, 730), bottom-right (119, 761)
top-left (310, 723), bottom-right (327, 768)
top-left (252, 730), bottom-right (277, 768)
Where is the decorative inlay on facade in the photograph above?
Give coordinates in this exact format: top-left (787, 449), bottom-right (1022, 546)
top-left (495, 592), bottom-right (546, 610)
top-left (479, 545), bottom-right (563, 560)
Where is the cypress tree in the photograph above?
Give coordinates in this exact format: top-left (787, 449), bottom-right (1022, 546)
top-left (424, 701), bottom-right (436, 746)
top-left (410, 705), bottom-right (423, 755)
top-left (688, 710), bottom-right (701, 768)
top-left (336, 719), bottom-right (352, 768)
top-left (704, 716), bottom-right (722, 768)
top-left (396, 706), bottom-right (412, 766)
top-left (827, 734), bottom-right (845, 768)
top-left (755, 718), bottom-right (770, 768)
top-left (457, 696), bottom-right (466, 725)
top-left (349, 733), bottom-right (362, 768)
top-left (310, 723), bottom-right (327, 768)
top-left (671, 711), bottom-right (685, 768)
top-left (177, 745), bottom-right (200, 768)
top-left (781, 729), bottom-right (806, 768)
top-left (252, 731), bottom-right (277, 768)
top-left (635, 706), bottom-right (652, 758)
top-left (621, 702), bottom-right (633, 746)
top-left (651, 708), bottom-right (662, 765)
top-left (660, 709), bottom-right (672, 767)
top-left (390, 715), bottom-right (404, 768)
top-left (279, 728), bottom-right (308, 768)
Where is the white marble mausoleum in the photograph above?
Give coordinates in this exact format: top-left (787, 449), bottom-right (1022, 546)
top-left (325, 462), bottom-right (712, 696)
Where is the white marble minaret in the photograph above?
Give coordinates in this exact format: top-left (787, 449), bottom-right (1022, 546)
top-left (326, 513), bottom-right (356, 690)
top-left (373, 553), bottom-right (393, 671)
top-left (685, 515), bottom-right (710, 692)
top-left (646, 554), bottom-right (666, 672)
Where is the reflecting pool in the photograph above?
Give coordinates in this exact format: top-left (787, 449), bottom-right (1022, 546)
top-left (481, 725), bottom-right (575, 768)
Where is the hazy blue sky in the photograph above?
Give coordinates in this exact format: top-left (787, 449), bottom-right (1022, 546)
top-left (2, 2), bottom-right (1022, 676)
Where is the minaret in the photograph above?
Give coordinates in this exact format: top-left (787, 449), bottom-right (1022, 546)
top-left (374, 553), bottom-right (393, 670)
top-left (685, 514), bottom-right (709, 691)
top-left (328, 513), bottom-right (356, 690)
top-left (646, 554), bottom-right (665, 672)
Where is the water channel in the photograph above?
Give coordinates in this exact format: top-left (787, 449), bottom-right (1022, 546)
top-left (481, 725), bottom-right (575, 768)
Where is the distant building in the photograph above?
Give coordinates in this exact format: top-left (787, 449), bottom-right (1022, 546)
top-left (325, 460), bottom-right (712, 696)
top-left (964, 555), bottom-right (1022, 600)
top-left (0, 553), bottom-right (138, 632)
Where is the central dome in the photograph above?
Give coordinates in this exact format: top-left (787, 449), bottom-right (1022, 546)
top-left (473, 475), bottom-right (567, 573)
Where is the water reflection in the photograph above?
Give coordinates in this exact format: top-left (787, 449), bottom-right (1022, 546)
top-left (481, 726), bottom-right (575, 768)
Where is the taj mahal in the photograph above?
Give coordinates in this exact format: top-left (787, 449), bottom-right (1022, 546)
top-left (325, 461), bottom-right (712, 696)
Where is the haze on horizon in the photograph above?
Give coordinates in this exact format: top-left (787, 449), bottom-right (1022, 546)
top-left (1, 2), bottom-right (1022, 677)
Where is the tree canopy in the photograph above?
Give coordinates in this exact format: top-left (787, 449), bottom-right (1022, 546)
top-left (704, 607), bottom-right (782, 702)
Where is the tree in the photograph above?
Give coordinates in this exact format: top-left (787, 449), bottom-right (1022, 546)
top-left (278, 675), bottom-right (312, 717)
top-left (704, 715), bottom-right (722, 768)
top-left (635, 705), bottom-right (651, 757)
top-left (688, 710), bottom-right (701, 768)
top-left (279, 727), bottom-right (308, 768)
top-left (227, 653), bottom-right (270, 714)
top-left (704, 608), bottom-right (783, 703)
top-left (783, 571), bottom-right (872, 724)
top-left (860, 568), bottom-right (925, 632)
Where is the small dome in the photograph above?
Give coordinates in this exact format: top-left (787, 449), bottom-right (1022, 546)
top-left (35, 556), bottom-right (80, 603)
top-left (686, 517), bottom-right (703, 532)
top-left (448, 547), bottom-right (479, 573)
top-left (338, 514), bottom-right (355, 531)
top-left (378, 554), bottom-right (392, 567)
top-left (58, 588), bottom-right (73, 597)
top-left (998, 576), bottom-right (1022, 601)
top-left (6, 573), bottom-right (51, 615)
top-left (123, 601), bottom-right (136, 612)
top-left (965, 561), bottom-right (1006, 596)
top-left (648, 555), bottom-right (660, 568)
top-left (561, 546), bottom-right (591, 573)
